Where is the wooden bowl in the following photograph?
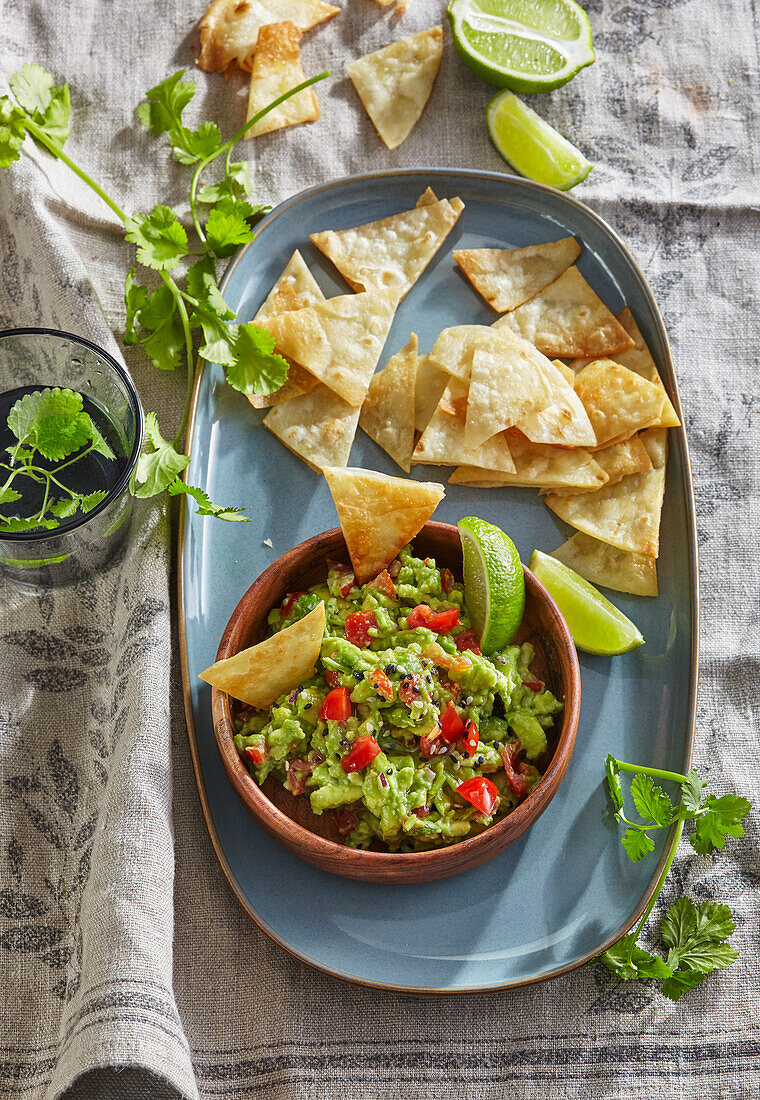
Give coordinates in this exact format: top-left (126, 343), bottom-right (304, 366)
top-left (212, 522), bottom-right (580, 884)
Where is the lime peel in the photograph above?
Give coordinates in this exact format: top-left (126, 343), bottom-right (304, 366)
top-left (487, 90), bottom-right (593, 190)
top-left (458, 516), bottom-right (525, 653)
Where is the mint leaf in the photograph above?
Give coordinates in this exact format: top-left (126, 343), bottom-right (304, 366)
top-left (134, 285), bottom-right (185, 371)
top-left (50, 495), bottom-right (80, 519)
top-left (8, 387), bottom-right (90, 460)
top-left (124, 205), bottom-right (188, 271)
top-left (169, 120), bottom-right (221, 164)
top-left (124, 269), bottom-right (150, 344)
top-left (186, 255), bottom-right (234, 320)
top-left (167, 480), bottom-right (248, 522)
top-left (630, 773), bottom-right (673, 827)
top-left (10, 63), bottom-right (54, 114)
top-left (204, 204), bottom-right (255, 258)
top-left (621, 828), bottom-right (655, 862)
top-left (661, 899), bottom-right (738, 974)
top-left (601, 936), bottom-right (672, 982)
top-left (80, 489), bottom-right (108, 513)
top-left (0, 514), bottom-right (58, 532)
top-left (661, 968), bottom-right (707, 1001)
top-left (34, 83), bottom-right (71, 146)
top-left (226, 323), bottom-right (289, 396)
top-left (604, 754), bottom-right (624, 813)
top-left (679, 769), bottom-right (707, 816)
top-left (136, 70), bottom-right (195, 135)
top-left (690, 794), bottom-right (750, 855)
top-left (0, 95), bottom-right (28, 166)
top-left (134, 412), bottom-right (189, 497)
top-left (0, 486), bottom-right (22, 505)
top-left (87, 419), bottom-right (115, 460)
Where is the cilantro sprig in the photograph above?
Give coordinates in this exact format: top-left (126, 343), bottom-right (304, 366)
top-left (600, 755), bottom-right (750, 1000)
top-left (1, 62), bottom-right (328, 524)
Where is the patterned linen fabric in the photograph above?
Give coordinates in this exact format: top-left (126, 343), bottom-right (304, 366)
top-left (1, 1), bottom-right (758, 1098)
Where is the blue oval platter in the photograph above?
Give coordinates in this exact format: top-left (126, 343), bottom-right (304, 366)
top-left (179, 168), bottom-right (698, 993)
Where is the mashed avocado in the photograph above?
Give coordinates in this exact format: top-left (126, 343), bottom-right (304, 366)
top-left (233, 543), bottom-right (563, 851)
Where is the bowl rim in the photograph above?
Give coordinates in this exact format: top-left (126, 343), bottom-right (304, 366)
top-left (212, 521), bottom-right (581, 868)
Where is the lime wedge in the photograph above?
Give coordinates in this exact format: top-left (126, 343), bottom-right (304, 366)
top-left (458, 516), bottom-right (525, 653)
top-left (447, 0), bottom-right (595, 93)
top-left (529, 550), bottom-right (645, 655)
top-left (487, 90), bottom-right (592, 189)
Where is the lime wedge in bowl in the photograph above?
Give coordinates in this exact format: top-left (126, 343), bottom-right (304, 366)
top-left (487, 90), bottom-right (592, 189)
top-left (529, 550), bottom-right (645, 655)
top-left (458, 516), bottom-right (525, 653)
top-left (447, 0), bottom-right (595, 93)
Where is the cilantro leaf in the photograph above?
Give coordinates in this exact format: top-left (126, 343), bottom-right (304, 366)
top-left (132, 284), bottom-right (185, 371)
top-left (135, 70), bottom-right (195, 135)
top-left (10, 63), bottom-right (54, 114)
top-left (604, 754), bottom-right (624, 812)
top-left (198, 161), bottom-right (257, 205)
top-left (678, 770), bottom-right (707, 816)
top-left (33, 83), bottom-right (71, 146)
top-left (167, 480), bottom-right (248, 521)
top-left (169, 120), bottom-right (221, 165)
top-left (0, 96), bottom-right (27, 166)
top-left (630, 773), bottom-right (673, 827)
top-left (661, 968), bottom-right (707, 1002)
top-left (204, 204), bottom-right (255, 258)
top-left (194, 309), bottom-right (239, 367)
top-left (124, 205), bottom-right (188, 271)
top-left (0, 486), bottom-right (22, 505)
top-left (661, 899), bottom-right (738, 974)
top-left (124, 269), bottom-right (150, 344)
top-left (133, 412), bottom-right (189, 497)
top-left (621, 828), bottom-right (655, 862)
top-left (226, 324), bottom-right (289, 396)
top-left (690, 794), bottom-right (751, 855)
top-left (7, 387), bottom-right (92, 461)
top-left (186, 255), bottom-right (234, 320)
top-left (601, 935), bottom-right (672, 982)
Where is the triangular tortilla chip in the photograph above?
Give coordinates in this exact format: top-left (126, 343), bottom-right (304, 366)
top-left (310, 193), bottom-right (464, 297)
top-left (416, 187), bottom-right (438, 207)
top-left (449, 432), bottom-right (607, 491)
top-left (552, 358), bottom-right (577, 387)
top-left (199, 602), bottom-right (326, 707)
top-left (263, 384), bottom-right (360, 471)
top-left (347, 26), bottom-right (443, 150)
top-left (414, 353), bottom-right (449, 432)
top-left (428, 325), bottom-right (488, 380)
top-left (454, 237), bottom-right (581, 313)
top-left (265, 288), bottom-right (398, 406)
top-left (551, 434), bottom-right (652, 496)
top-left (198, 0), bottom-right (339, 73)
top-left (574, 358), bottom-right (676, 449)
top-left (640, 427), bottom-right (668, 469)
top-left (412, 378), bottom-right (516, 473)
top-left (544, 467), bottom-right (666, 557)
top-left (551, 534), bottom-right (658, 597)
top-left (245, 22), bottom-right (319, 136)
top-left (494, 267), bottom-right (635, 358)
top-left (359, 334), bottom-right (418, 472)
top-left (462, 328), bottom-right (596, 449)
top-left (248, 251), bottom-right (324, 409)
top-left (323, 466), bottom-right (444, 583)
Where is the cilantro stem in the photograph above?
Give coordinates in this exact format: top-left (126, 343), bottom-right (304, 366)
top-left (615, 760), bottom-right (690, 786)
top-left (188, 71), bottom-right (329, 241)
top-left (166, 276), bottom-right (194, 447)
top-left (23, 117), bottom-right (128, 224)
top-left (626, 818), bottom-right (684, 965)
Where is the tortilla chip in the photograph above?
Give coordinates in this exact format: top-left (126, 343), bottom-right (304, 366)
top-left (414, 353), bottom-right (449, 432)
top-left (450, 432), bottom-right (607, 491)
top-left (310, 193), bottom-right (463, 297)
top-left (544, 467), bottom-right (666, 557)
top-left (198, 0), bottom-right (339, 73)
top-left (574, 358), bottom-right (675, 449)
top-left (347, 26), bottom-right (443, 150)
top-left (551, 434), bottom-right (653, 496)
top-left (359, 334), bottom-right (418, 472)
top-left (415, 187), bottom-right (438, 207)
top-left (552, 358), bottom-right (576, 387)
top-left (199, 602), bottom-right (326, 707)
top-left (551, 533), bottom-right (658, 597)
top-left (245, 22), bottom-right (319, 137)
top-left (640, 427), bottom-right (668, 470)
top-left (413, 378), bottom-right (516, 472)
top-left (494, 267), bottom-right (635, 358)
top-left (323, 466), bottom-right (445, 583)
top-left (454, 237), bottom-right (581, 313)
top-left (265, 288), bottom-right (398, 406)
top-left (263, 383), bottom-right (360, 471)
top-left (427, 325), bottom-right (488, 380)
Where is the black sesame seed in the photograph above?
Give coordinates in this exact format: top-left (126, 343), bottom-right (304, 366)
top-left (353, 670), bottom-right (363, 680)
top-left (385, 663), bottom-right (397, 674)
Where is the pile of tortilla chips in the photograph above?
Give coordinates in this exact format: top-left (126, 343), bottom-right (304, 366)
top-left (246, 185), bottom-right (680, 598)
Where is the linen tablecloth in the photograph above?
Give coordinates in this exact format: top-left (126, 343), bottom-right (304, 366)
top-left (1, 1), bottom-right (758, 1097)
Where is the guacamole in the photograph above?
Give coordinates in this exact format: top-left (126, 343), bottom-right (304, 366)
top-left (233, 544), bottom-right (563, 851)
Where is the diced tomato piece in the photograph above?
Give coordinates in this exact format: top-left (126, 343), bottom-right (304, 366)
top-left (340, 734), bottom-right (381, 773)
top-left (333, 806), bottom-right (360, 836)
top-left (522, 678), bottom-right (543, 692)
top-left (344, 610), bottom-right (376, 648)
top-left (319, 687), bottom-right (352, 722)
top-left (439, 704), bottom-right (465, 744)
top-left (420, 728), bottom-right (446, 759)
top-left (244, 743), bottom-right (267, 766)
top-left (412, 806), bottom-right (430, 818)
top-left (422, 642), bottom-right (473, 676)
top-left (440, 568), bottom-right (455, 595)
top-left (406, 604), bottom-right (461, 633)
top-left (398, 674), bottom-right (422, 705)
top-left (280, 591), bottom-right (306, 618)
top-left (369, 669), bottom-right (394, 701)
top-left (325, 670), bottom-right (340, 688)
top-left (370, 569), bottom-right (397, 599)
top-left (457, 776), bottom-right (499, 817)
top-left (462, 719), bottom-right (479, 758)
top-left (339, 576), bottom-right (356, 598)
top-left (502, 740), bottom-right (529, 800)
top-left (455, 629), bottom-right (481, 655)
